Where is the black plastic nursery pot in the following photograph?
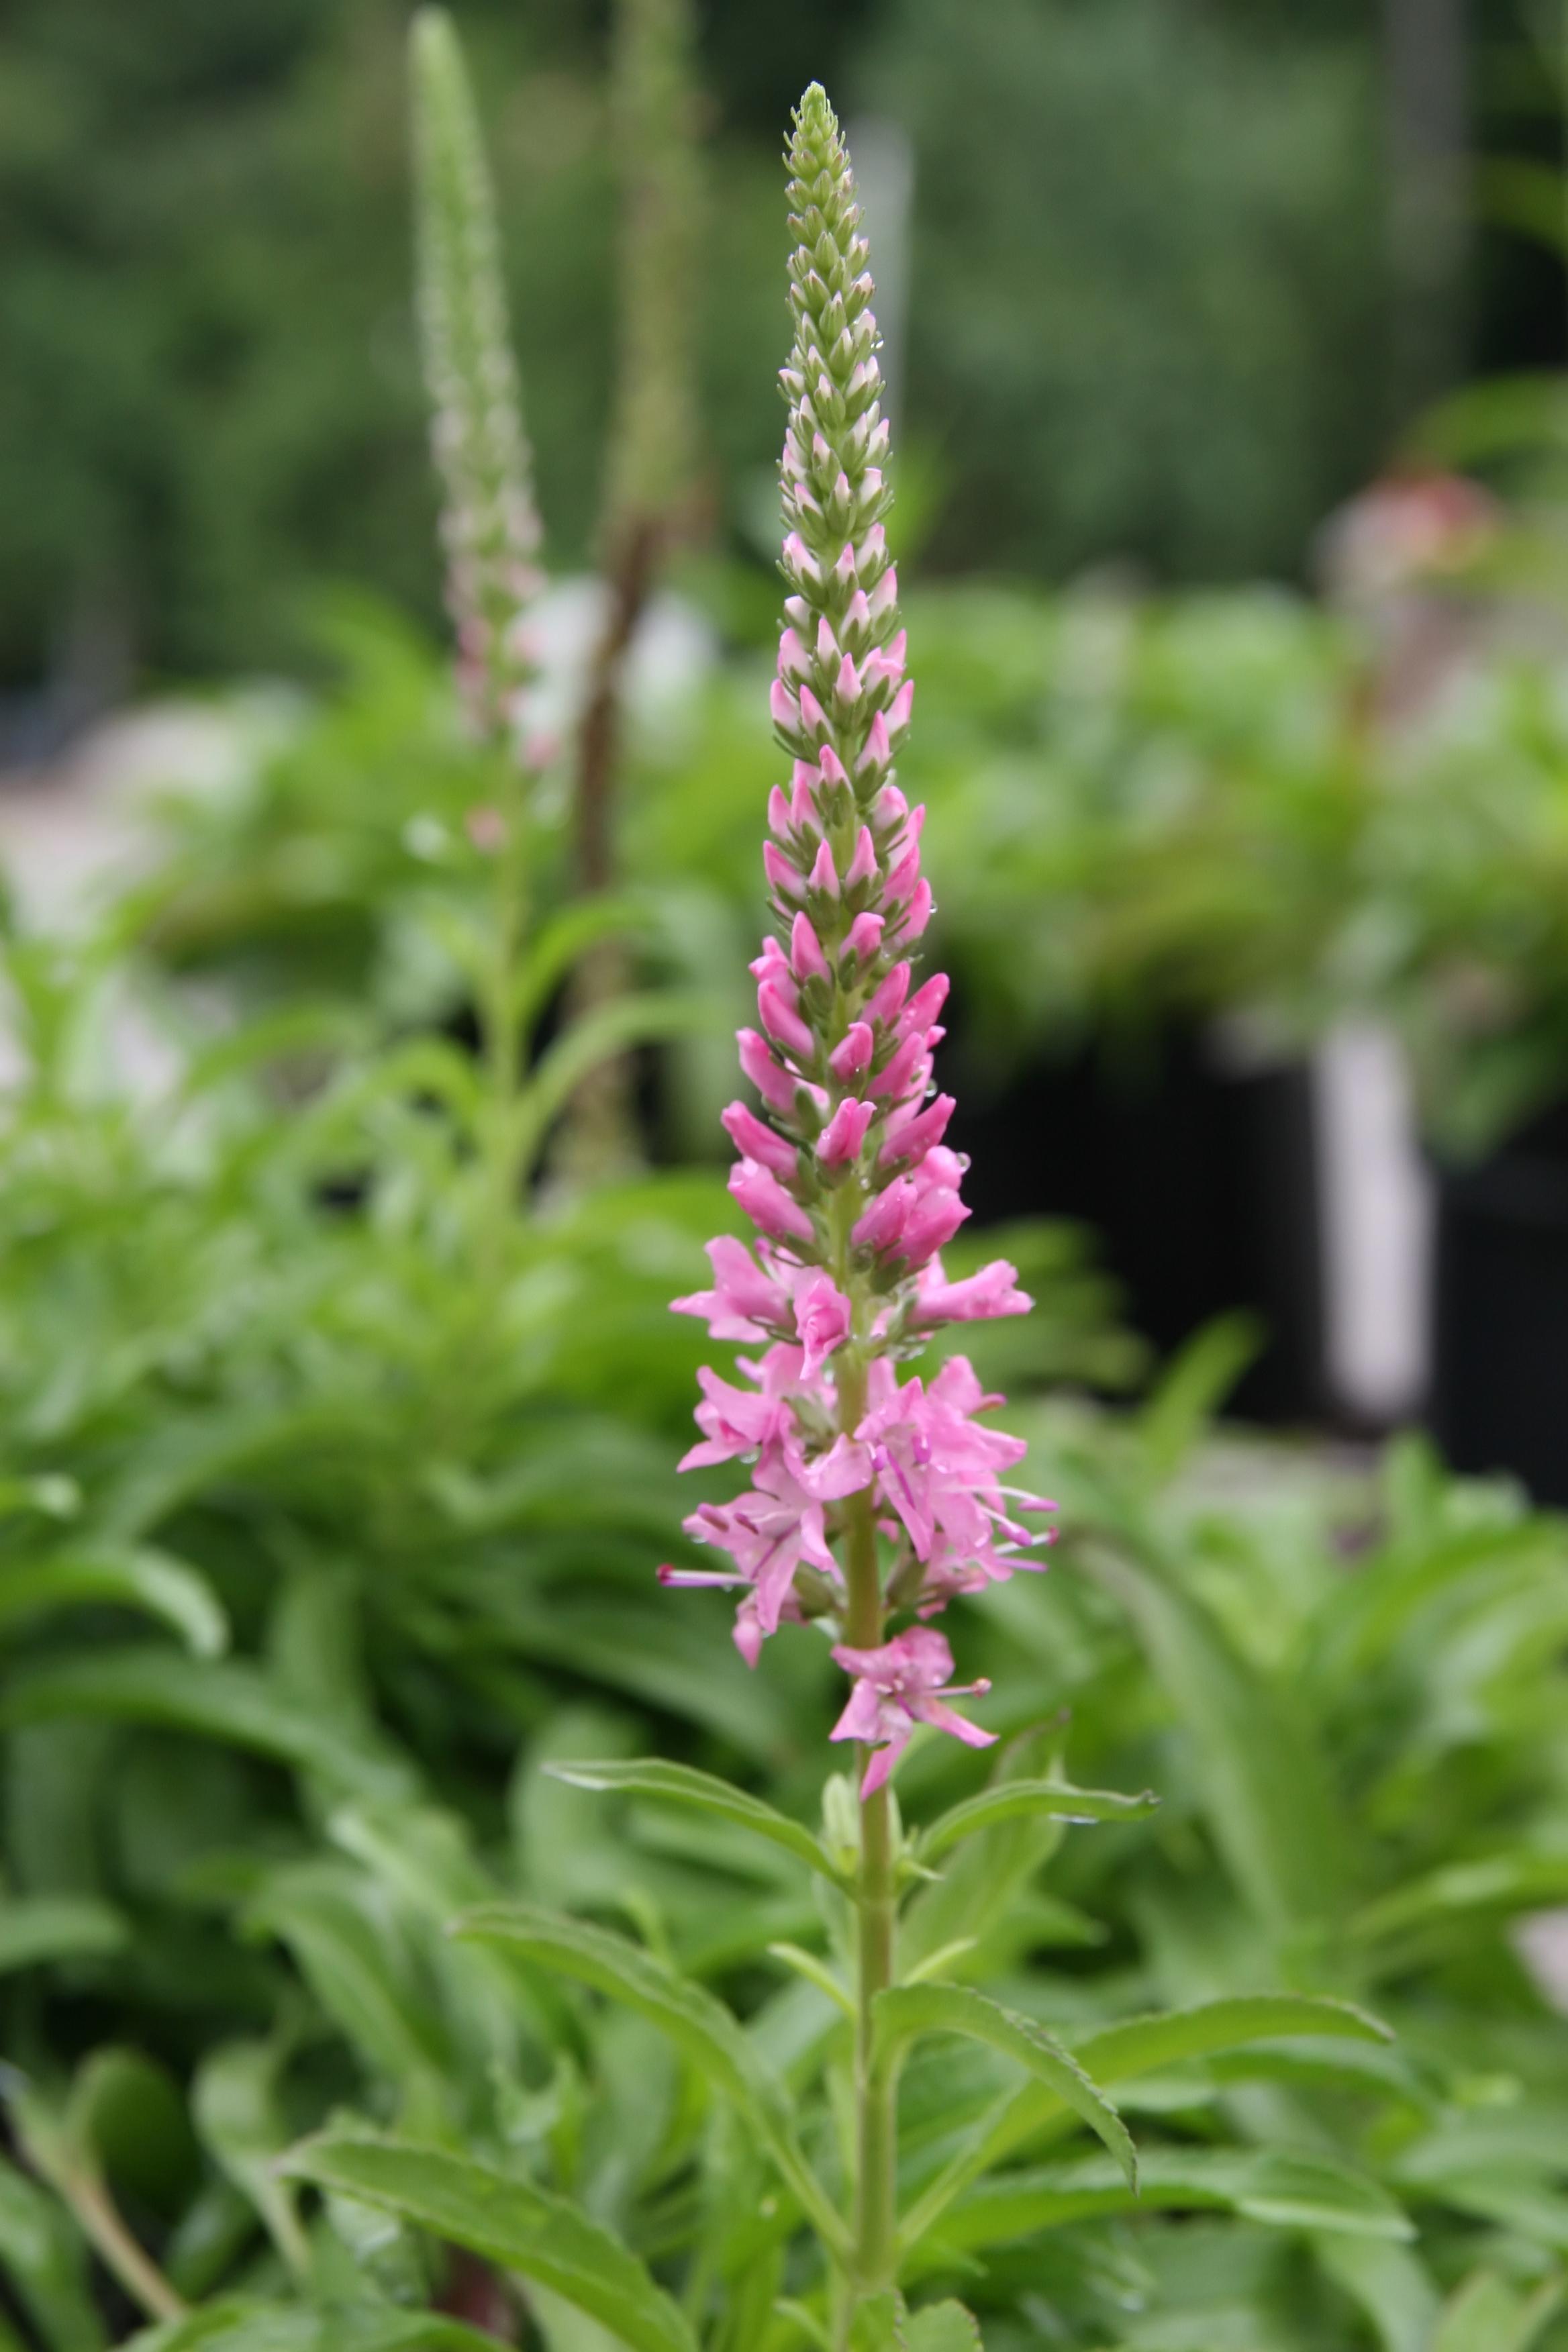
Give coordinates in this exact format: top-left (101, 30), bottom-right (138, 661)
top-left (1429, 1097), bottom-right (1568, 1506)
top-left (940, 1019), bottom-right (1326, 1424)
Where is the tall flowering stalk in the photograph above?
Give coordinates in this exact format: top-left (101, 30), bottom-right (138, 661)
top-left (664, 83), bottom-right (1052, 2324)
top-left (411, 7), bottom-right (545, 754)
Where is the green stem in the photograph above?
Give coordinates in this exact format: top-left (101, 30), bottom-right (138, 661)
top-left (477, 791), bottom-right (530, 1279)
top-left (62, 2169), bottom-right (187, 2324)
top-left (836, 1349), bottom-right (898, 2335)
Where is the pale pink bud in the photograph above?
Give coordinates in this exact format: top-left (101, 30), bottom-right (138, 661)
top-left (865, 962), bottom-right (912, 1027)
top-left (768, 786), bottom-right (793, 836)
top-left (844, 826), bottom-right (877, 891)
top-left (791, 912), bottom-right (830, 983)
top-left (770, 678), bottom-right (799, 733)
top-left (817, 745), bottom-right (849, 790)
top-left (869, 570), bottom-right (899, 620)
top-left (816, 616), bottom-right (838, 661)
top-left (779, 628), bottom-right (810, 679)
top-left (858, 711), bottom-right (891, 775)
top-left (730, 1159), bottom-right (814, 1244)
top-left (782, 532), bottom-right (818, 583)
top-left (833, 544), bottom-right (857, 587)
top-left (809, 840), bottom-right (840, 897)
top-left (737, 1028), bottom-right (799, 1114)
top-left (836, 654), bottom-right (861, 703)
top-left (720, 1100), bottom-right (797, 1177)
top-left (829, 1022), bottom-right (875, 1083)
top-left (887, 679), bottom-right (915, 736)
top-left (758, 978), bottom-right (816, 1063)
top-left (819, 1095), bottom-right (875, 1166)
top-left (896, 1187), bottom-right (971, 1267)
top-left (903, 974), bottom-right (950, 1032)
top-left (873, 1032), bottom-right (926, 1101)
top-left (844, 912), bottom-right (885, 961)
top-left (852, 1176), bottom-right (914, 1253)
top-left (901, 879), bottom-right (934, 936)
top-left (881, 1092), bottom-right (954, 1165)
top-left (763, 843), bottom-right (805, 900)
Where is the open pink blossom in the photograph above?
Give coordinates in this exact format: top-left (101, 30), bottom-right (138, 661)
top-left (830, 1627), bottom-right (995, 1794)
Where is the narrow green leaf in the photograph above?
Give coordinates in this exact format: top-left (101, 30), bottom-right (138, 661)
top-left (1353, 1853), bottom-right (1568, 1945)
top-left (1137, 1314), bottom-right (1260, 1477)
top-left (0, 1898), bottom-right (127, 1977)
top-left (900, 1992), bottom-right (1389, 2245)
top-left (544, 1759), bottom-right (837, 1880)
top-left (876, 1983), bottom-right (1135, 2198)
top-left (917, 2147), bottom-right (1410, 2263)
top-left (453, 1902), bottom-right (846, 2255)
top-left (918, 1779), bottom-right (1157, 1864)
top-left (283, 2132), bottom-right (696, 2352)
top-left (127, 2293), bottom-right (517, 2352)
top-left (0, 1547), bottom-right (228, 1658)
top-left (0, 1651), bottom-right (411, 1801)
top-left (191, 2044), bottom-right (309, 2277)
top-left (509, 995), bottom-right (707, 1176)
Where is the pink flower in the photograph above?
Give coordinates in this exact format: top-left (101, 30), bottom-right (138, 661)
top-left (671, 1235), bottom-right (790, 1342)
top-left (683, 1447), bottom-right (844, 1644)
top-left (730, 1159), bottom-right (814, 1245)
top-left (829, 1627), bottom-right (995, 1793)
top-left (818, 1095), bottom-right (875, 1167)
top-left (794, 1272), bottom-right (852, 1379)
top-left (912, 1256), bottom-right (1034, 1326)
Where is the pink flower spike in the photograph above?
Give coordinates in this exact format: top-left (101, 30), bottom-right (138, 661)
top-left (844, 912), bottom-right (885, 961)
top-left (912, 1257), bottom-right (1034, 1326)
top-left (830, 1627), bottom-right (995, 1796)
top-left (758, 978), bottom-right (817, 1063)
top-left (730, 1158), bottom-right (814, 1245)
top-left (736, 1028), bottom-right (798, 1115)
top-left (790, 912), bottom-right (830, 983)
top-left (818, 1094), bottom-right (875, 1167)
top-left (844, 826), bottom-right (877, 891)
top-left (721, 1099), bottom-right (797, 1178)
top-left (828, 1022), bottom-right (875, 1083)
top-left (795, 1271), bottom-right (852, 1379)
top-left (809, 839), bottom-right (841, 899)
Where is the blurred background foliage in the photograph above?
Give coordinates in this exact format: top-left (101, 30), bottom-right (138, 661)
top-left (3, 0), bottom-right (1550, 696)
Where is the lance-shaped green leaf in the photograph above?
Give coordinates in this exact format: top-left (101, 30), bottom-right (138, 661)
top-left (876, 1983), bottom-right (1136, 2204)
top-left (543, 1759), bottom-right (838, 1881)
top-left (453, 1902), bottom-right (847, 2255)
top-left (282, 2134), bottom-right (695, 2352)
top-left (899, 1993), bottom-right (1389, 2245)
top-left (912, 2146), bottom-right (1410, 2266)
top-left (1432, 2268), bottom-right (1564, 2352)
top-left (0, 1547), bottom-right (228, 1658)
top-left (918, 1778), bottom-right (1157, 1865)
